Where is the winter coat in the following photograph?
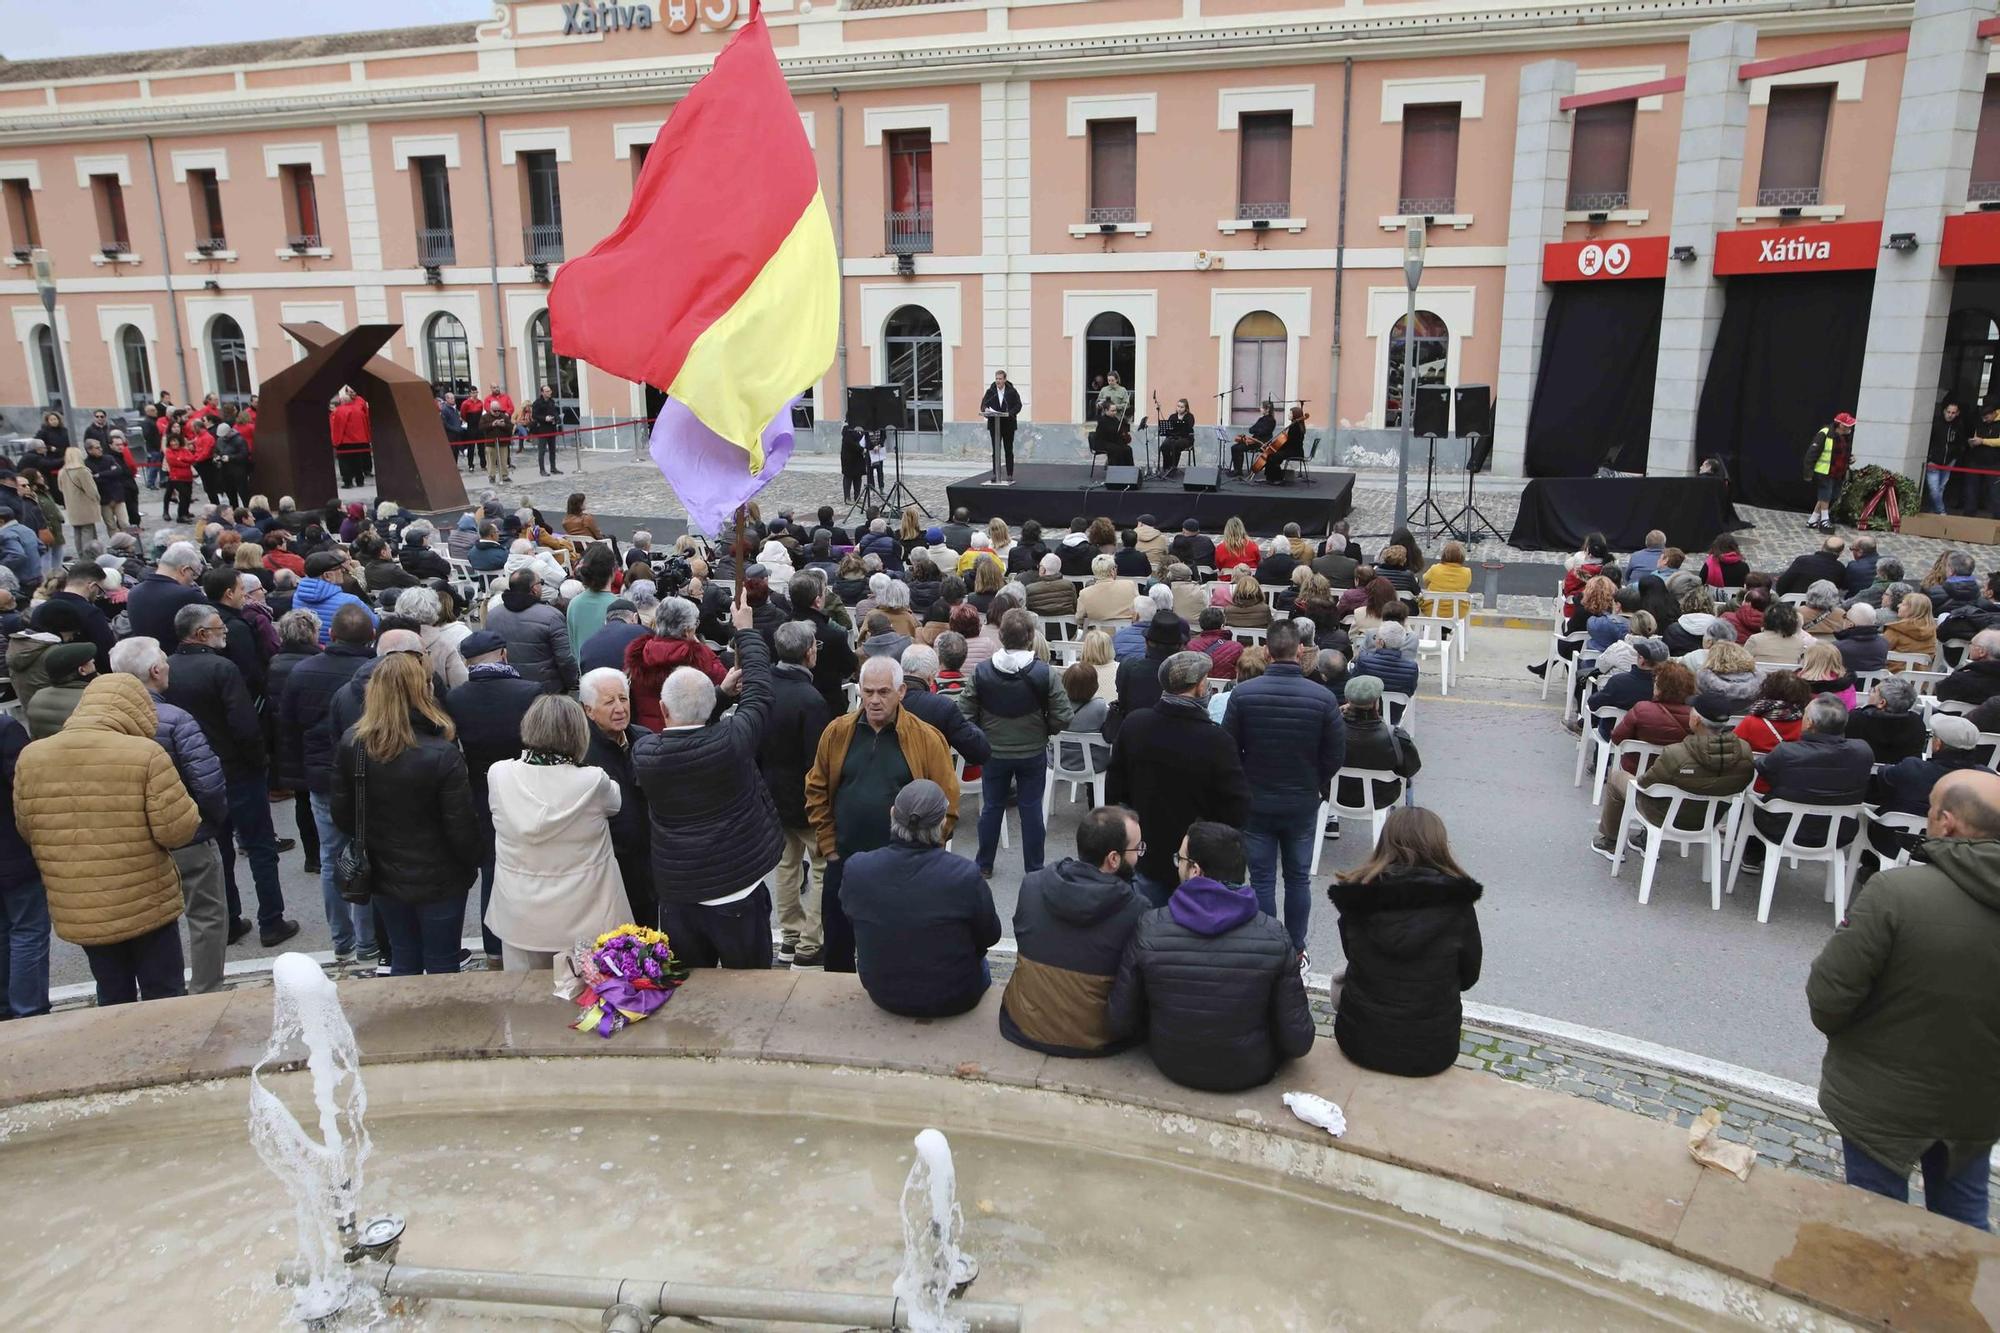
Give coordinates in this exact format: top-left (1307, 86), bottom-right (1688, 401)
top-left (162, 643), bottom-right (265, 778)
top-left (1809, 836), bottom-right (2000, 1176)
top-left (1936, 657), bottom-right (2000, 707)
top-left (1106, 876), bottom-right (1315, 1093)
top-left (1800, 606), bottom-right (1850, 638)
top-left (1776, 550), bottom-right (1846, 597)
top-left (1113, 644), bottom-right (1178, 718)
top-left (443, 667), bottom-right (545, 802)
top-left (1349, 645), bottom-right (1418, 697)
top-left (1721, 601), bottom-right (1764, 641)
top-left (1846, 706), bottom-right (1930, 766)
top-left (958, 652), bottom-right (1072, 758)
top-left (794, 605), bottom-right (859, 718)
top-left (1704, 552), bottom-right (1750, 589)
top-left (1077, 578), bottom-right (1139, 624)
top-left (1882, 616), bottom-right (1938, 666)
top-left (56, 451), bottom-right (99, 517)
top-left (1870, 748), bottom-right (1990, 817)
top-left (13, 675), bottom-right (199, 946)
top-left (583, 721), bottom-right (652, 888)
top-left (1833, 625), bottom-right (1889, 676)
top-left (291, 576), bottom-right (376, 646)
top-left (468, 539), bottom-right (509, 573)
top-left (1188, 630), bottom-right (1243, 679)
top-left (1221, 661), bottom-right (1346, 810)
top-left (624, 633), bottom-right (726, 733)
top-left (1337, 712), bottom-right (1421, 808)
top-left (485, 759), bottom-right (632, 952)
top-left (634, 628), bottom-right (785, 905)
top-left (0, 521), bottom-right (41, 585)
top-left (332, 714), bottom-right (482, 905)
top-left (804, 702), bottom-right (960, 858)
top-left (277, 641), bottom-right (372, 794)
top-left (24, 674), bottom-right (88, 741)
top-left (1692, 668), bottom-right (1761, 718)
top-left (1022, 575), bottom-right (1078, 618)
top-left (1330, 866), bottom-right (1483, 1077)
top-left (904, 680), bottom-right (990, 766)
top-left (1105, 694), bottom-right (1248, 886)
top-left (148, 690), bottom-right (229, 843)
top-left (580, 620), bottom-right (648, 677)
top-left (1214, 541), bottom-right (1260, 575)
top-left (857, 530), bottom-right (902, 570)
top-left (399, 542), bottom-right (452, 582)
top-left (1754, 732), bottom-right (1873, 843)
top-left (759, 661), bottom-right (834, 828)
top-left (0, 716), bottom-right (36, 888)
top-left (487, 588), bottom-right (577, 694)
top-left (843, 841), bottom-right (1002, 1018)
top-left (1632, 731), bottom-right (1754, 829)
top-left (1843, 554), bottom-right (1879, 596)
top-left (125, 572), bottom-right (207, 648)
top-left (1000, 858), bottom-right (1149, 1056)
top-left (1134, 522), bottom-right (1170, 575)
top-left (1418, 562), bottom-right (1471, 616)
top-left (1609, 700), bottom-right (1692, 769)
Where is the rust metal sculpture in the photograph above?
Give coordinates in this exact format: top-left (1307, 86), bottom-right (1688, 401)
top-left (253, 322), bottom-right (468, 513)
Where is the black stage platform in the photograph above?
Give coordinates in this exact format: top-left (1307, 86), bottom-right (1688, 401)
top-left (1507, 475), bottom-right (1742, 553)
top-left (943, 463), bottom-right (1354, 535)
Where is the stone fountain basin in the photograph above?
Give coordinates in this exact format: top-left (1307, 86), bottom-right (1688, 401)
top-left (2, 969), bottom-right (1996, 1330)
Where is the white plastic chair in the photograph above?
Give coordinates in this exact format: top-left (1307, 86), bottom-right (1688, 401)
top-left (1233, 624), bottom-right (1269, 647)
top-left (1724, 793), bottom-right (1867, 925)
top-left (1043, 733), bottom-right (1111, 817)
top-left (1327, 767), bottom-right (1398, 849)
top-left (1041, 614), bottom-right (1079, 644)
top-left (1573, 705), bottom-right (1628, 788)
top-left (1862, 806), bottom-right (1927, 869)
top-left (1593, 737), bottom-right (1666, 807)
top-left (842, 681), bottom-right (859, 712)
top-left (1424, 592), bottom-right (1475, 662)
top-left (1541, 631), bottom-right (1584, 713)
top-left (1609, 786), bottom-right (1744, 908)
top-left (1381, 690), bottom-right (1414, 736)
top-left (1407, 616), bottom-right (1454, 695)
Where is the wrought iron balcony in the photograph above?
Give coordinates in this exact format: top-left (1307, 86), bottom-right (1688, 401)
top-left (1086, 205), bottom-right (1137, 225)
top-left (1396, 196), bottom-right (1456, 217)
top-left (524, 223), bottom-right (565, 264)
top-left (286, 233), bottom-right (322, 252)
top-left (1754, 185), bottom-right (1821, 208)
top-left (1237, 200), bottom-right (1291, 221)
top-left (1566, 190), bottom-right (1629, 213)
top-left (885, 209), bottom-right (932, 255)
top-left (417, 227), bottom-right (457, 266)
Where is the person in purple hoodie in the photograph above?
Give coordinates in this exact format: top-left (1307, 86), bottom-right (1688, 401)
top-left (1106, 820), bottom-right (1315, 1092)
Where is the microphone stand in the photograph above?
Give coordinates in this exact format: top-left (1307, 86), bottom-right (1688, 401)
top-left (1214, 384), bottom-right (1241, 479)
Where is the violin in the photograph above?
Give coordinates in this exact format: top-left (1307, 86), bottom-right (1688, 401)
top-left (1250, 410), bottom-right (1307, 474)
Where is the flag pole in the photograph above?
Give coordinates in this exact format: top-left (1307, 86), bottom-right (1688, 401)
top-left (732, 504), bottom-right (748, 610)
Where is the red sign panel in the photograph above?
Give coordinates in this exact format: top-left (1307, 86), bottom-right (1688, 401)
top-left (1941, 212), bottom-right (2000, 267)
top-left (1542, 236), bottom-right (1670, 282)
top-left (1712, 222), bottom-right (1881, 275)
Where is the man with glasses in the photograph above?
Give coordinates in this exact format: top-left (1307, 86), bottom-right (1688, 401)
top-left (999, 804), bottom-right (1150, 1057)
top-left (83, 409), bottom-right (113, 450)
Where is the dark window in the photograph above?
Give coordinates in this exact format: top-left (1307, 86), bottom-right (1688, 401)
top-left (1567, 102), bottom-right (1635, 212)
top-left (1230, 311), bottom-right (1285, 427)
top-left (1399, 104), bottom-right (1461, 216)
top-left (631, 142), bottom-right (650, 186)
top-left (208, 314), bottom-right (251, 408)
top-left (120, 325), bottom-right (153, 408)
top-left (32, 324), bottom-right (59, 403)
top-left (528, 310), bottom-right (580, 426)
top-left (279, 164), bottom-right (320, 248)
top-left (522, 150), bottom-right (564, 262)
top-left (91, 173), bottom-right (131, 254)
top-left (3, 178), bottom-right (37, 259)
top-left (1971, 78), bottom-right (2000, 202)
top-left (189, 168), bottom-right (226, 249)
top-left (884, 304), bottom-right (943, 436)
top-left (1087, 119), bottom-right (1137, 224)
top-left (1757, 85), bottom-right (1832, 207)
top-left (425, 312), bottom-right (472, 387)
top-left (1237, 112), bottom-right (1292, 220)
top-left (886, 130), bottom-right (933, 254)
top-left (1084, 312), bottom-right (1136, 418)
top-left (415, 156), bottom-right (455, 265)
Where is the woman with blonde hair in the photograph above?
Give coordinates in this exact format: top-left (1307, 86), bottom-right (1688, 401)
top-left (57, 445), bottom-right (101, 550)
top-left (1419, 539), bottom-right (1472, 616)
top-left (1225, 570), bottom-right (1273, 630)
top-left (1329, 807), bottom-right (1482, 1077)
top-left (486, 695), bottom-right (632, 972)
top-left (1883, 592), bottom-right (1938, 667)
top-left (1214, 516), bottom-right (1260, 574)
top-left (1798, 641), bottom-right (1858, 708)
top-left (1080, 629), bottom-right (1119, 701)
top-left (897, 505), bottom-right (926, 559)
top-left (333, 650), bottom-right (483, 975)
top-left (986, 516), bottom-right (1014, 567)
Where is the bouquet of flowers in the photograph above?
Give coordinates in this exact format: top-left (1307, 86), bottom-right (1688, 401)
top-left (569, 924), bottom-right (689, 1038)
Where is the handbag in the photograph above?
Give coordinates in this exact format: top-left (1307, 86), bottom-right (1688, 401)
top-left (334, 747), bottom-right (374, 905)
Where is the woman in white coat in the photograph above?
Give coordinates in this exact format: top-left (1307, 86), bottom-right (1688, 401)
top-left (485, 694), bottom-right (633, 971)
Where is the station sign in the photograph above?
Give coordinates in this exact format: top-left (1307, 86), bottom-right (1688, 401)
top-left (563, 0), bottom-right (739, 35)
top-left (1542, 236), bottom-right (1670, 282)
top-left (1712, 222), bottom-right (1881, 275)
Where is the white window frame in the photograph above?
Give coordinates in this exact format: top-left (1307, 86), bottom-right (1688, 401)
top-left (499, 128), bottom-right (573, 165)
top-left (1380, 76), bottom-right (1486, 122)
top-left (96, 304), bottom-right (160, 405)
top-left (1749, 63), bottom-right (1866, 106)
top-left (1062, 291), bottom-right (1157, 419)
top-left (391, 135), bottom-right (462, 171)
top-left (261, 143), bottom-right (327, 178)
top-left (1365, 285), bottom-right (1477, 430)
top-left (858, 281), bottom-right (963, 422)
top-left (863, 105), bottom-right (951, 147)
top-left (1209, 288), bottom-right (1311, 417)
top-left (169, 149), bottom-right (229, 183)
top-left (1216, 86), bottom-right (1315, 132)
top-left (1067, 94), bottom-right (1157, 138)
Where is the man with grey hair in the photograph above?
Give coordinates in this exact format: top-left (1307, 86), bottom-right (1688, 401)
top-left (1350, 618), bottom-right (1419, 696)
top-left (127, 540), bottom-right (209, 645)
top-left (110, 635), bottom-right (232, 987)
top-left (760, 619), bottom-right (831, 968)
top-left (580, 597), bottom-right (647, 676)
top-left (1024, 551), bottom-right (1078, 618)
top-left (841, 778), bottom-right (1001, 1017)
top-left (806, 654), bottom-right (962, 972)
top-left (899, 642), bottom-right (990, 767)
top-left (1847, 674), bottom-right (1928, 765)
top-left (1113, 591), bottom-right (1163, 662)
top-left (634, 604), bottom-right (780, 969)
top-left (1106, 650), bottom-right (1249, 906)
top-left (1742, 694), bottom-right (1872, 870)
top-left (1937, 628), bottom-right (2000, 708)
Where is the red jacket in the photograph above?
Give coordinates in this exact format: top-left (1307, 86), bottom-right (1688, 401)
top-left (1214, 541), bottom-right (1260, 573)
top-left (624, 634), bottom-right (727, 732)
top-left (329, 399), bottom-right (372, 446)
top-left (1562, 560), bottom-right (1604, 618)
top-left (185, 429), bottom-right (214, 465)
top-left (263, 549), bottom-right (306, 577)
top-left (163, 441), bottom-right (197, 482)
top-left (1610, 701), bottom-right (1692, 771)
top-left (485, 393), bottom-right (514, 416)
top-left (238, 412), bottom-right (257, 455)
top-left (1188, 629), bottom-right (1244, 679)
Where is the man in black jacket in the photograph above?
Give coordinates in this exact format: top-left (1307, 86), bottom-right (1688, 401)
top-left (580, 664), bottom-right (656, 932)
top-left (1775, 536), bottom-right (1849, 597)
top-left (760, 622), bottom-right (833, 968)
top-left (201, 565), bottom-right (267, 700)
top-left (279, 603), bottom-right (376, 959)
top-left (1106, 651), bottom-right (1249, 906)
top-left (788, 573), bottom-right (858, 718)
top-left (1222, 621), bottom-right (1345, 961)
top-left (165, 602), bottom-right (297, 948)
top-left (1004, 519), bottom-right (1048, 576)
top-left (1747, 696), bottom-right (1874, 866)
top-left (1168, 519), bottom-right (1216, 573)
top-left (900, 644), bottom-right (992, 766)
top-left (635, 604), bottom-right (780, 968)
top-left (1584, 638), bottom-right (1667, 736)
top-left (1865, 714), bottom-right (1987, 862)
top-left (1114, 617), bottom-right (1189, 719)
top-left (941, 506), bottom-right (975, 553)
top-left (579, 600), bottom-right (648, 676)
top-left (31, 562), bottom-right (115, 672)
top-left (444, 629), bottom-right (545, 960)
top-left (530, 384), bottom-right (563, 476)
top-left (1936, 630), bottom-right (2000, 707)
top-left (1107, 820), bottom-right (1315, 1092)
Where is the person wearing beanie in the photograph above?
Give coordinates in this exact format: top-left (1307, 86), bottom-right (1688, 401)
top-left (23, 641), bottom-right (99, 740)
top-left (1593, 694), bottom-right (1753, 858)
top-left (839, 779), bottom-right (1001, 1017)
top-left (292, 550), bottom-right (377, 646)
top-left (1864, 714), bottom-right (1991, 867)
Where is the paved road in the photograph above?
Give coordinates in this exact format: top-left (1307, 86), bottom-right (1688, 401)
top-left (46, 625), bottom-right (1836, 1084)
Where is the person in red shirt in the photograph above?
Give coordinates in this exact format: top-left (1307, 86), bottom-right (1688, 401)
top-left (329, 386), bottom-right (373, 487)
top-left (262, 530), bottom-right (306, 577)
top-left (183, 415), bottom-right (219, 506)
top-left (1736, 671), bottom-right (1813, 790)
top-left (161, 420), bottom-right (198, 522)
top-left (484, 383), bottom-right (514, 417)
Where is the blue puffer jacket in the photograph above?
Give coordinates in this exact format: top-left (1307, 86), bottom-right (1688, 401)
top-left (0, 521), bottom-right (43, 586)
top-left (856, 530), bottom-right (903, 571)
top-left (292, 577), bottom-right (377, 646)
top-left (1220, 661), bottom-right (1346, 810)
top-left (149, 690), bottom-right (229, 842)
top-left (1349, 646), bottom-right (1419, 698)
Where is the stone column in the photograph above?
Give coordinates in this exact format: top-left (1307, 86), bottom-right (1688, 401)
top-left (1854, 0), bottom-right (1998, 476)
top-left (1648, 21), bottom-right (1758, 476)
top-left (1492, 58), bottom-right (1576, 477)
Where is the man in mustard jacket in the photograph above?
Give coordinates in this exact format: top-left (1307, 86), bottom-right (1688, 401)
top-left (805, 655), bottom-right (959, 975)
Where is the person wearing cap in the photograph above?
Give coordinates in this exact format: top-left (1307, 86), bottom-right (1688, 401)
top-left (292, 551), bottom-right (376, 647)
top-left (839, 778), bottom-right (1001, 1017)
top-left (1336, 674), bottom-right (1422, 813)
top-left (1111, 614), bottom-right (1190, 718)
top-left (579, 598), bottom-right (647, 676)
top-left (1864, 714), bottom-right (1990, 867)
top-left (1581, 636), bottom-right (1670, 738)
top-left (1594, 693), bottom-right (1752, 857)
top-left (1804, 413), bottom-right (1855, 532)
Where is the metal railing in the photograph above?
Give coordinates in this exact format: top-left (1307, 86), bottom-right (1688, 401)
top-left (885, 209), bottom-right (933, 255)
top-left (1237, 200), bottom-right (1291, 221)
top-left (1566, 190), bottom-right (1630, 212)
top-left (418, 227), bottom-right (456, 265)
top-left (100, 238), bottom-right (131, 256)
top-left (1086, 205), bottom-right (1136, 224)
top-left (195, 235), bottom-right (228, 253)
top-left (1971, 181), bottom-right (2000, 204)
top-left (1397, 196), bottom-right (1456, 216)
top-left (524, 222), bottom-right (565, 263)
top-left (1755, 185), bottom-right (1821, 208)
top-left (286, 232), bottom-right (322, 251)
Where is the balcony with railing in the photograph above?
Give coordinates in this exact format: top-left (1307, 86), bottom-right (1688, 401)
top-left (1754, 185), bottom-right (1820, 208)
top-left (418, 227), bottom-right (456, 266)
top-left (194, 235), bottom-right (228, 255)
top-left (885, 209), bottom-right (932, 255)
top-left (1237, 200), bottom-right (1291, 221)
top-left (524, 223), bottom-right (565, 264)
top-left (1086, 205), bottom-right (1137, 225)
top-left (1971, 180), bottom-right (2000, 204)
top-left (286, 233), bottom-right (322, 252)
top-left (1566, 190), bottom-right (1630, 213)
top-left (1396, 196), bottom-right (1456, 217)
top-left (99, 238), bottom-right (131, 257)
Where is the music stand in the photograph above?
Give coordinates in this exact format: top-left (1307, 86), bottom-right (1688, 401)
top-left (1407, 433), bottom-right (1454, 540)
top-left (1445, 432), bottom-right (1504, 543)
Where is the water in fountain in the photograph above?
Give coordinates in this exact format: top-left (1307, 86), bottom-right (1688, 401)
top-left (893, 1127), bottom-right (970, 1333)
top-left (247, 952), bottom-right (374, 1324)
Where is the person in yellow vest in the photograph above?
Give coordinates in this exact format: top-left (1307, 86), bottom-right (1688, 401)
top-left (1966, 402), bottom-right (2000, 518)
top-left (1804, 412), bottom-right (1855, 533)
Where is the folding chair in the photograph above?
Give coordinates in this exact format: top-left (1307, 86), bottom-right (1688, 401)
top-left (1043, 733), bottom-right (1111, 818)
top-left (1723, 793), bottom-right (1867, 925)
top-left (1326, 768), bottom-right (1399, 854)
top-left (1573, 705), bottom-right (1628, 789)
top-left (1381, 690), bottom-right (1415, 736)
top-left (1541, 629), bottom-right (1586, 709)
top-left (1609, 786), bottom-right (1743, 908)
top-left (1233, 624), bottom-right (1269, 648)
top-left (1407, 616), bottom-right (1453, 695)
top-left (1593, 737), bottom-right (1665, 807)
top-left (1862, 806), bottom-right (1927, 870)
top-left (1425, 592), bottom-right (1475, 663)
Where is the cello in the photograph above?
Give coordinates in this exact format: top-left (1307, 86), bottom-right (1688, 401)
top-left (1250, 409), bottom-right (1307, 475)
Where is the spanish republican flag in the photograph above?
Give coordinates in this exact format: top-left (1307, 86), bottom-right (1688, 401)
top-left (550, 3), bottom-right (835, 530)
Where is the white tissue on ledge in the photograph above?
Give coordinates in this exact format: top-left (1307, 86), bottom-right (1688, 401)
top-left (1283, 1091), bottom-right (1347, 1137)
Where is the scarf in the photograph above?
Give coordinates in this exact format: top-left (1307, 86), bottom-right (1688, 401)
top-left (467, 662), bottom-right (521, 681)
top-left (522, 749), bottom-right (575, 767)
top-left (1748, 699), bottom-right (1803, 723)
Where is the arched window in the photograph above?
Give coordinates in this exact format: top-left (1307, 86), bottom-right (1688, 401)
top-left (527, 310), bottom-right (580, 426)
top-left (1229, 310), bottom-right (1286, 426)
top-left (884, 305), bottom-right (943, 438)
top-left (31, 324), bottom-right (60, 406)
top-left (1385, 310), bottom-right (1448, 429)
top-left (425, 312), bottom-right (472, 391)
top-left (118, 325), bottom-right (153, 408)
top-left (1083, 312), bottom-right (1136, 418)
top-left (208, 314), bottom-right (252, 408)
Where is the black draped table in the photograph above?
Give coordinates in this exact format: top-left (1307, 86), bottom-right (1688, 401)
top-left (1507, 476), bottom-right (1743, 553)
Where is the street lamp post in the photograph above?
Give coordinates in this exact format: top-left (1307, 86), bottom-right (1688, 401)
top-left (29, 247), bottom-right (79, 444)
top-left (1392, 220), bottom-right (1425, 535)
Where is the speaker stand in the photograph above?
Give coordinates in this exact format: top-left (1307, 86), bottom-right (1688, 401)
top-left (878, 425), bottom-right (931, 517)
top-left (1444, 432), bottom-right (1504, 544)
top-left (1406, 433), bottom-right (1455, 542)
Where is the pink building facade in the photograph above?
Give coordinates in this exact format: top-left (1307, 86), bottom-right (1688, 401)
top-left (3, 0), bottom-right (1999, 503)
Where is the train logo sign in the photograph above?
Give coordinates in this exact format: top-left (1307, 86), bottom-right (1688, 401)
top-left (1576, 242), bottom-right (1631, 277)
top-left (1542, 236), bottom-right (1667, 282)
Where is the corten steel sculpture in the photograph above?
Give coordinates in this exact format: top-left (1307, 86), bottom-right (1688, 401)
top-left (253, 322), bottom-right (469, 513)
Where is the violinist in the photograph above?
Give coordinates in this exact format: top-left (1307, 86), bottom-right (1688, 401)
top-left (1160, 398), bottom-right (1196, 475)
top-left (1231, 401), bottom-right (1277, 477)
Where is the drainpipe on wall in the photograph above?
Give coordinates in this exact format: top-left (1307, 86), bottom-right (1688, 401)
top-left (1327, 58), bottom-right (1351, 459)
top-left (834, 90), bottom-right (849, 434)
top-left (144, 134), bottom-right (193, 402)
top-left (478, 111), bottom-right (509, 399)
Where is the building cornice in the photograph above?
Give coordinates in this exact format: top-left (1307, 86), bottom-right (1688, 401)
top-left (0, 0), bottom-right (1912, 145)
